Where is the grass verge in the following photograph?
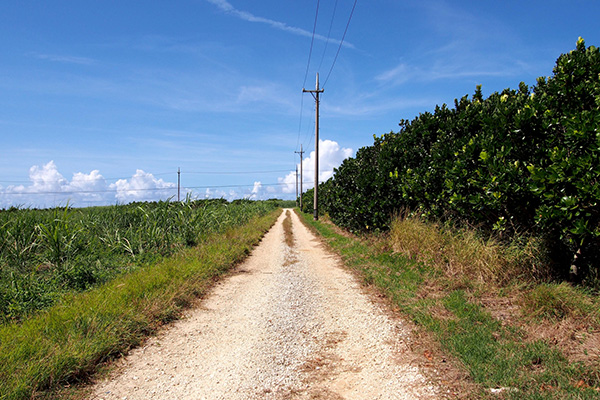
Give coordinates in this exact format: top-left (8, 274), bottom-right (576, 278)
top-left (0, 208), bottom-right (281, 400)
top-left (296, 210), bottom-right (600, 399)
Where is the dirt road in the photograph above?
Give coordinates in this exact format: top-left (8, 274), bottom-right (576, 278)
top-left (91, 209), bottom-right (438, 399)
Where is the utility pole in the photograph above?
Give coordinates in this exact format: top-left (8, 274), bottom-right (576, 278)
top-left (303, 73), bottom-right (323, 220)
top-left (295, 165), bottom-right (298, 207)
top-left (295, 144), bottom-right (304, 210)
top-left (177, 167), bottom-right (181, 202)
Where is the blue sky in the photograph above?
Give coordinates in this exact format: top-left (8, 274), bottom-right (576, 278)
top-left (1, 1), bottom-right (599, 208)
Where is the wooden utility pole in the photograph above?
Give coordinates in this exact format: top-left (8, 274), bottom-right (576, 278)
top-left (303, 74), bottom-right (323, 220)
top-left (295, 144), bottom-right (304, 210)
top-left (295, 165), bottom-right (298, 207)
top-left (177, 167), bottom-right (181, 202)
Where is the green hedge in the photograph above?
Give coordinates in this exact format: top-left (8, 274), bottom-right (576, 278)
top-left (319, 38), bottom-right (600, 281)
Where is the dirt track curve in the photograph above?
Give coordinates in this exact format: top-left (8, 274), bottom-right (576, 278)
top-left (91, 209), bottom-right (438, 399)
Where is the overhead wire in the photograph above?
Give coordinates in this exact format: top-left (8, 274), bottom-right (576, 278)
top-left (296, 94), bottom-right (305, 152)
top-left (0, 181), bottom-right (304, 197)
top-left (322, 0), bottom-right (358, 89)
top-left (297, 0), bottom-right (321, 153)
top-left (0, 169), bottom-right (290, 185)
top-left (0, 168), bottom-right (298, 201)
top-left (299, 0), bottom-right (358, 154)
top-left (302, 0), bottom-right (321, 89)
top-left (184, 169), bottom-right (291, 175)
top-left (317, 0), bottom-right (339, 72)
top-left (0, 172), bottom-right (176, 185)
top-left (304, 116), bottom-right (316, 152)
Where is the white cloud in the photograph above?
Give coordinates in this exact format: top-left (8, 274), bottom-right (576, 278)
top-left (67, 169), bottom-right (109, 204)
top-left (246, 181), bottom-right (262, 200)
top-left (251, 181), bottom-right (262, 194)
top-left (375, 59), bottom-right (517, 88)
top-left (0, 161), bottom-right (107, 208)
top-left (375, 63), bottom-right (412, 85)
top-left (110, 170), bottom-right (176, 203)
top-left (206, 0), bottom-right (353, 48)
top-left (0, 161), bottom-right (302, 209)
top-left (244, 181), bottom-right (281, 201)
top-left (0, 161), bottom-right (180, 208)
top-left (31, 53), bottom-right (95, 65)
top-left (202, 187), bottom-right (234, 200)
top-left (70, 170), bottom-right (105, 190)
top-left (279, 139), bottom-right (353, 194)
top-left (203, 188), bottom-right (214, 199)
top-left (28, 161), bottom-right (69, 192)
top-left (279, 173), bottom-right (297, 195)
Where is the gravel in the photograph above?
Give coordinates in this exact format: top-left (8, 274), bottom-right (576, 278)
top-left (90, 209), bottom-right (439, 399)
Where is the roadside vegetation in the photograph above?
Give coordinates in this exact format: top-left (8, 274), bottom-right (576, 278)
top-left (297, 38), bottom-right (600, 398)
top-left (0, 199), bottom-right (284, 400)
top-left (298, 210), bottom-right (599, 399)
top-left (0, 198), bottom-right (286, 322)
top-left (307, 38), bottom-right (600, 286)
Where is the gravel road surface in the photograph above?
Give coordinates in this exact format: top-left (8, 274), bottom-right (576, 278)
top-left (91, 209), bottom-right (438, 399)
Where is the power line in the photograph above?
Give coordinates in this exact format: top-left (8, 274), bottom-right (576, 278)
top-left (298, 0), bottom-right (321, 152)
top-left (296, 93), bottom-right (305, 152)
top-left (184, 169), bottom-right (291, 175)
top-left (0, 172), bottom-right (175, 185)
top-left (303, 117), bottom-right (316, 151)
top-left (302, 0), bottom-right (321, 89)
top-left (1, 187), bottom-right (175, 196)
top-left (322, 0), bottom-right (358, 88)
top-left (298, 0), bottom-right (358, 151)
top-left (0, 182), bottom-right (303, 196)
top-left (317, 0), bottom-right (339, 72)
top-left (295, 145), bottom-right (305, 210)
top-left (298, 88), bottom-right (315, 152)
top-left (187, 182), bottom-right (292, 189)
top-left (0, 169), bottom-right (290, 185)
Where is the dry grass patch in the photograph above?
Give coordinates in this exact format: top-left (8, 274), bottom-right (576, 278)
top-left (389, 215), bottom-right (537, 286)
top-left (390, 214), bottom-right (600, 387)
top-left (520, 282), bottom-right (596, 321)
top-left (518, 282), bottom-right (600, 366)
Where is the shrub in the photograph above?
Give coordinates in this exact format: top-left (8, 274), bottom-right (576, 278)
top-left (319, 38), bottom-right (600, 282)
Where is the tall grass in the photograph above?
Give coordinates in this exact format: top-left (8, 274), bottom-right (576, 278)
top-left (0, 206), bottom-right (281, 400)
top-left (0, 199), bottom-right (279, 322)
top-left (521, 283), bottom-right (598, 322)
top-left (388, 214), bottom-right (600, 325)
top-left (388, 215), bottom-right (549, 286)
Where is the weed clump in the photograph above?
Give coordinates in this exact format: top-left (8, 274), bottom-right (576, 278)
top-left (520, 283), bottom-right (597, 322)
top-left (388, 215), bottom-right (547, 286)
